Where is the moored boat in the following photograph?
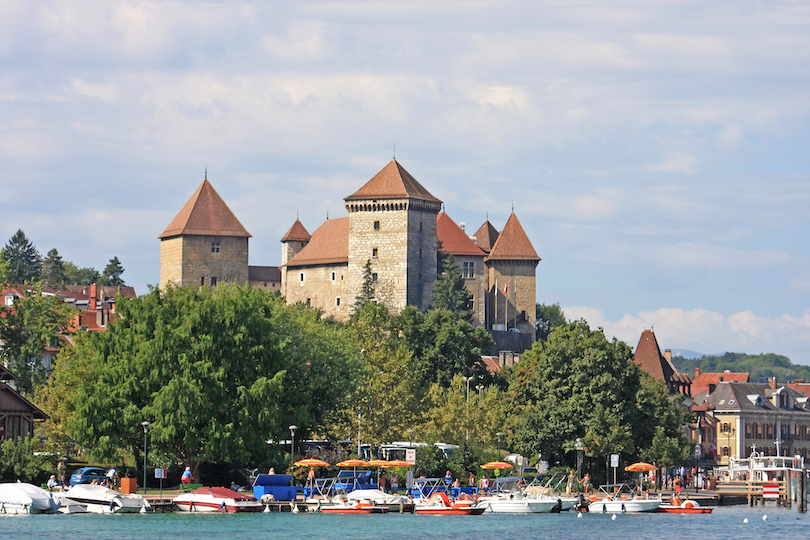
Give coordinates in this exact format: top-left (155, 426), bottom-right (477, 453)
top-left (0, 482), bottom-right (61, 514)
top-left (173, 486), bottom-right (262, 513)
top-left (415, 492), bottom-right (485, 515)
top-left (656, 496), bottom-right (713, 514)
top-left (588, 495), bottom-right (661, 513)
top-left (319, 500), bottom-right (387, 514)
top-left (57, 484), bottom-right (150, 513)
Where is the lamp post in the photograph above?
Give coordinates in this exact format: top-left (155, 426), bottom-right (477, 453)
top-left (575, 438), bottom-right (584, 480)
top-left (407, 429), bottom-right (414, 449)
top-left (141, 421), bottom-right (150, 496)
top-left (463, 376), bottom-right (473, 441)
top-left (357, 409), bottom-right (362, 458)
top-left (476, 384), bottom-right (484, 398)
top-left (496, 432), bottom-right (503, 460)
top-left (289, 425), bottom-right (297, 473)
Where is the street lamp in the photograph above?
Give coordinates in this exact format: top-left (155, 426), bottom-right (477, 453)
top-left (575, 438), bottom-right (584, 480)
top-left (407, 429), bottom-right (415, 449)
top-left (289, 425), bottom-right (297, 473)
top-left (141, 421), bottom-right (150, 496)
top-left (476, 384), bottom-right (484, 397)
top-left (463, 376), bottom-right (473, 441)
top-left (496, 432), bottom-right (503, 459)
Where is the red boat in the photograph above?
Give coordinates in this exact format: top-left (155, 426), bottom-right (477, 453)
top-left (173, 487), bottom-right (263, 513)
top-left (320, 501), bottom-right (388, 514)
top-left (415, 492), bottom-right (486, 515)
top-left (656, 497), bottom-right (713, 514)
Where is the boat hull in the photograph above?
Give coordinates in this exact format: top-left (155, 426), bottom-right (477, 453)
top-left (173, 487), bottom-right (262, 513)
top-left (59, 484), bottom-right (149, 514)
top-left (588, 499), bottom-right (661, 513)
top-left (656, 506), bottom-right (713, 514)
top-left (416, 506), bottom-right (486, 515)
top-left (0, 483), bottom-right (61, 514)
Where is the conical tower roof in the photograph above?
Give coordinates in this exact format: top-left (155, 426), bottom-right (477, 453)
top-left (159, 179), bottom-right (251, 239)
top-left (281, 220), bottom-right (311, 243)
top-left (486, 213), bottom-right (539, 262)
top-left (473, 220), bottom-right (500, 253)
top-left (344, 160), bottom-right (441, 203)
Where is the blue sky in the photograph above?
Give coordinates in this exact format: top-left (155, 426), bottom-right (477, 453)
top-left (1, 1), bottom-right (808, 363)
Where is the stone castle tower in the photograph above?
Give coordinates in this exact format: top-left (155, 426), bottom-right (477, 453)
top-left (158, 178), bottom-right (251, 290)
top-left (344, 160), bottom-right (442, 312)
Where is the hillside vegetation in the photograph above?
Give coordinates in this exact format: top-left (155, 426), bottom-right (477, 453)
top-left (672, 352), bottom-right (810, 384)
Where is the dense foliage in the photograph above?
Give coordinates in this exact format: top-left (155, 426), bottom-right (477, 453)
top-left (50, 284), bottom-right (359, 478)
top-left (535, 302), bottom-right (566, 341)
top-left (433, 251), bottom-right (473, 320)
top-left (673, 352), bottom-right (810, 383)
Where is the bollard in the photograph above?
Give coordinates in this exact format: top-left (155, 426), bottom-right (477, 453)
top-left (799, 468), bottom-right (807, 513)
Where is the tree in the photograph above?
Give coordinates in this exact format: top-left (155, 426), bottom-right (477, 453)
top-left (42, 249), bottom-right (66, 288)
top-left (63, 261), bottom-right (100, 285)
top-left (397, 306), bottom-right (495, 387)
top-left (353, 259), bottom-right (375, 312)
top-left (52, 283), bottom-right (359, 479)
top-left (535, 302), bottom-right (566, 341)
top-left (0, 282), bottom-right (76, 394)
top-left (433, 251), bottom-right (473, 320)
top-left (100, 256), bottom-right (125, 286)
top-left (2, 230), bottom-right (41, 283)
top-left (507, 319), bottom-right (687, 473)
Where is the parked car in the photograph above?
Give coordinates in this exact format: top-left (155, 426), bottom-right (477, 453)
top-left (70, 467), bottom-right (109, 486)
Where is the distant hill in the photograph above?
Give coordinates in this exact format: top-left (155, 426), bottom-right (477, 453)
top-left (670, 349), bottom-right (710, 360)
top-left (672, 352), bottom-right (810, 384)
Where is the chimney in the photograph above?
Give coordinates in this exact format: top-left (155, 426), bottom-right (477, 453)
top-left (459, 222), bottom-right (466, 231)
top-left (664, 349), bottom-right (672, 362)
top-left (89, 284), bottom-right (97, 311)
top-left (695, 367), bottom-right (701, 377)
top-left (769, 377), bottom-right (777, 389)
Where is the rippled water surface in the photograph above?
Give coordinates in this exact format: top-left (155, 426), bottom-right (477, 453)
top-left (2, 505), bottom-right (808, 540)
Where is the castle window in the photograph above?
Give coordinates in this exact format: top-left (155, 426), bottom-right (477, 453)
top-left (373, 221), bottom-right (380, 230)
top-left (372, 273), bottom-right (378, 282)
top-left (331, 272), bottom-right (336, 281)
top-left (462, 261), bottom-right (475, 278)
top-left (299, 272), bottom-right (305, 283)
top-left (200, 277), bottom-right (205, 286)
top-left (372, 248), bottom-right (378, 258)
top-left (211, 276), bottom-right (217, 286)
top-left (211, 242), bottom-right (220, 253)
top-left (336, 297), bottom-right (341, 306)
top-left (419, 222), bottom-right (423, 231)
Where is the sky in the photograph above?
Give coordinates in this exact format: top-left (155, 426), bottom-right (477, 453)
top-left (1, 1), bottom-right (808, 364)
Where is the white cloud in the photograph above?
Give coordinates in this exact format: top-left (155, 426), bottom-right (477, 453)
top-left (565, 306), bottom-right (810, 364)
top-left (261, 22), bottom-right (329, 61)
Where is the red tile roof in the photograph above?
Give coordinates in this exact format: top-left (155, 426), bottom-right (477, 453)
top-left (248, 266), bottom-right (282, 282)
top-left (691, 372), bottom-right (749, 398)
top-left (786, 382), bottom-right (810, 397)
top-left (486, 213), bottom-right (540, 262)
top-left (281, 220), bottom-right (311, 243)
top-left (437, 213), bottom-right (487, 257)
top-left (344, 160), bottom-right (442, 203)
top-left (633, 329), bottom-right (690, 386)
top-left (473, 221), bottom-right (499, 253)
top-left (159, 179), bottom-right (251, 239)
top-left (285, 217), bottom-right (349, 267)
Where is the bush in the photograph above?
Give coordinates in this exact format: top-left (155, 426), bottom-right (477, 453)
top-left (0, 437), bottom-right (56, 483)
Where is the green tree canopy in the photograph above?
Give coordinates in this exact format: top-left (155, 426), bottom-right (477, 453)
top-left (535, 302), bottom-right (566, 341)
top-left (0, 282), bottom-right (76, 394)
top-left (3, 230), bottom-right (42, 283)
top-left (53, 283), bottom-right (359, 479)
top-left (42, 248), bottom-right (66, 288)
top-left (433, 251), bottom-right (473, 320)
top-left (397, 306), bottom-right (495, 388)
top-left (100, 256), bottom-right (125, 286)
top-left (507, 319), bottom-right (691, 471)
top-left (63, 261), bottom-right (100, 286)
top-left (353, 259), bottom-right (376, 312)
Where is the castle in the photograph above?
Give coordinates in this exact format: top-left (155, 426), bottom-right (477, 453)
top-left (159, 160), bottom-right (540, 352)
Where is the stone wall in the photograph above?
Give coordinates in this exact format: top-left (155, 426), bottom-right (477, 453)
top-left (454, 254), bottom-right (487, 327)
top-left (160, 235), bottom-right (249, 289)
top-left (284, 263), bottom-right (349, 319)
top-left (485, 260), bottom-right (537, 338)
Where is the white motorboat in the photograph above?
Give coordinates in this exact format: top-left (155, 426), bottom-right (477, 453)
top-left (588, 495), bottom-right (661, 513)
top-left (477, 493), bottom-right (557, 513)
top-left (59, 484), bottom-right (150, 513)
top-left (0, 482), bottom-right (61, 514)
top-left (173, 486), bottom-right (263, 513)
top-left (346, 488), bottom-right (407, 505)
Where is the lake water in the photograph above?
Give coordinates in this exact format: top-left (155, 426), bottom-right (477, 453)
top-left (1, 505), bottom-right (807, 540)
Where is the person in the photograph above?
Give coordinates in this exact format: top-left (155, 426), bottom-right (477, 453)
top-left (230, 481), bottom-right (241, 492)
top-left (307, 467), bottom-right (316, 490)
top-left (674, 475), bottom-right (682, 496)
top-left (452, 478), bottom-right (460, 488)
top-left (181, 467), bottom-right (194, 485)
top-left (390, 473), bottom-right (399, 494)
top-left (444, 470), bottom-right (452, 486)
top-left (567, 470), bottom-right (576, 494)
top-left (468, 473), bottom-right (475, 488)
top-left (550, 498), bottom-right (562, 513)
top-left (480, 475), bottom-right (490, 495)
top-left (379, 473), bottom-right (387, 493)
top-left (106, 466), bottom-right (118, 488)
top-left (582, 473), bottom-right (591, 494)
top-left (57, 458), bottom-right (67, 479)
top-left (268, 468), bottom-right (275, 475)
top-left (47, 475), bottom-right (59, 490)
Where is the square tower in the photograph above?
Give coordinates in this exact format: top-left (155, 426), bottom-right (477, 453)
top-left (344, 160), bottom-right (442, 313)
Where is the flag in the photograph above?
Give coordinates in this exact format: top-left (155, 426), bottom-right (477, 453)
top-left (503, 279), bottom-right (508, 295)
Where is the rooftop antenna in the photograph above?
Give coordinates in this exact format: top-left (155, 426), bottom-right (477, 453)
top-left (486, 212), bottom-right (489, 222)
top-left (326, 209), bottom-right (329, 220)
top-left (205, 165), bottom-right (207, 181)
top-left (296, 210), bottom-right (299, 221)
top-left (511, 200), bottom-right (515, 213)
top-left (393, 144), bottom-right (396, 161)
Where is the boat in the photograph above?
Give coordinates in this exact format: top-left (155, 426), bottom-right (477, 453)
top-left (478, 474), bottom-right (578, 513)
top-left (476, 493), bottom-right (558, 513)
top-left (58, 484), bottom-right (151, 513)
top-left (415, 492), bottom-right (486, 515)
top-left (319, 500), bottom-right (388, 514)
top-left (588, 494), bottom-right (661, 513)
top-left (173, 486), bottom-right (263, 513)
top-left (656, 496), bottom-right (713, 514)
top-left (344, 488), bottom-right (412, 512)
top-left (0, 483), bottom-right (61, 514)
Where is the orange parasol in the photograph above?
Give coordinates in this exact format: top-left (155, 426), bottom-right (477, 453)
top-left (367, 459), bottom-right (391, 467)
top-left (385, 460), bottom-right (410, 467)
top-left (625, 462), bottom-right (657, 472)
top-left (337, 459), bottom-right (369, 467)
top-left (294, 458), bottom-right (330, 467)
top-left (481, 461), bottom-right (513, 470)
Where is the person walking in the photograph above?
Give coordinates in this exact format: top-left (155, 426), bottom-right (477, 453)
top-left (567, 470), bottom-right (576, 494)
top-left (582, 473), bottom-right (591, 494)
